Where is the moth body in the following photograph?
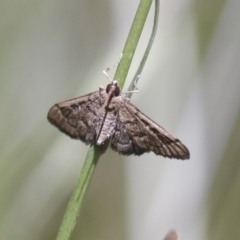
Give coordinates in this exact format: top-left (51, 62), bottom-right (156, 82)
top-left (47, 81), bottom-right (190, 159)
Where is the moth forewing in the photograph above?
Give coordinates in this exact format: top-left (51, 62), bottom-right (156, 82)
top-left (47, 91), bottom-right (103, 143)
top-left (109, 99), bottom-right (190, 159)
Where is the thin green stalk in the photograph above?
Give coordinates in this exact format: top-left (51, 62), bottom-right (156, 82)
top-left (127, 0), bottom-right (159, 97)
top-left (115, 0), bottom-right (153, 88)
top-left (56, 1), bottom-right (153, 239)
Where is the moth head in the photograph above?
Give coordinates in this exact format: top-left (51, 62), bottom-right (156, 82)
top-left (106, 80), bottom-right (121, 96)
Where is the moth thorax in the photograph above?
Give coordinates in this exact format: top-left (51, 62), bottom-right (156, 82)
top-left (106, 81), bottom-right (120, 96)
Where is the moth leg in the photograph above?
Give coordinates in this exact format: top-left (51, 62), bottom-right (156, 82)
top-left (121, 89), bottom-right (139, 95)
top-left (121, 75), bottom-right (140, 96)
top-left (103, 53), bottom-right (123, 82)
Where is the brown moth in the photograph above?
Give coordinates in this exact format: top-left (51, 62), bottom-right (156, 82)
top-left (47, 81), bottom-right (190, 159)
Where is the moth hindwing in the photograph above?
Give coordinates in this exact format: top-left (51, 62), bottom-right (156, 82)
top-left (47, 81), bottom-right (190, 159)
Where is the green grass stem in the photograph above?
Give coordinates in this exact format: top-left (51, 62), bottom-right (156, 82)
top-left (56, 1), bottom-right (154, 239)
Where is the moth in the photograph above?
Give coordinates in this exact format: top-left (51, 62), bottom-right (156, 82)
top-left (47, 81), bottom-right (190, 159)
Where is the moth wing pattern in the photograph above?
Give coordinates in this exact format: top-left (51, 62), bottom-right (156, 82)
top-left (110, 99), bottom-right (190, 159)
top-left (47, 90), bottom-right (106, 144)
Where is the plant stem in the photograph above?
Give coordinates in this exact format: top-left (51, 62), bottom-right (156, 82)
top-left (56, 145), bottom-right (102, 240)
top-left (56, 1), bottom-right (153, 239)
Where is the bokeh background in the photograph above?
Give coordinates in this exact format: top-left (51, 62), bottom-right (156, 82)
top-left (1, 0), bottom-right (240, 239)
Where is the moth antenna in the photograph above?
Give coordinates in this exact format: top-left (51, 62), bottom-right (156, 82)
top-left (102, 53), bottom-right (123, 83)
top-left (102, 67), bottom-right (113, 83)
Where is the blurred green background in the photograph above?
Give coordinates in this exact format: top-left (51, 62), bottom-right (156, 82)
top-left (1, 0), bottom-right (240, 240)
